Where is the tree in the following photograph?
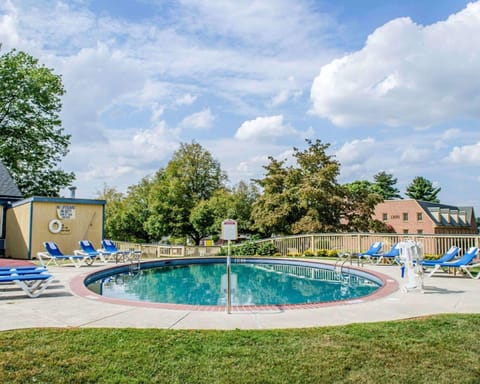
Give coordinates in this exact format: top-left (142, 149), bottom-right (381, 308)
top-left (252, 139), bottom-right (345, 236)
top-left (342, 180), bottom-right (385, 232)
top-left (290, 139), bottom-right (344, 233)
top-left (0, 49), bottom-right (74, 196)
top-left (99, 179), bottom-right (153, 243)
top-left (195, 181), bottom-right (260, 239)
top-left (251, 157), bottom-right (301, 236)
top-left (98, 184), bottom-right (125, 241)
top-left (146, 142), bottom-right (227, 244)
top-left (373, 171), bottom-right (401, 200)
top-left (405, 176), bottom-right (441, 202)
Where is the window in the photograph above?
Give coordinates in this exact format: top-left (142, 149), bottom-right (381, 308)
top-left (382, 213), bottom-right (388, 221)
top-left (417, 212), bottom-right (423, 221)
top-left (403, 212), bottom-right (408, 221)
top-left (403, 229), bottom-right (409, 234)
top-left (417, 229), bottom-right (423, 234)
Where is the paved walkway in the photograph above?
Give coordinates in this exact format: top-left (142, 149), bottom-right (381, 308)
top-left (1, 260), bottom-right (479, 330)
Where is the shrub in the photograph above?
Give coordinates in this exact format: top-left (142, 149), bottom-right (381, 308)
top-left (316, 249), bottom-right (328, 257)
top-left (326, 249), bottom-right (338, 257)
top-left (287, 250), bottom-right (301, 257)
top-left (233, 241), bottom-right (257, 256)
top-left (257, 242), bottom-right (278, 256)
top-left (303, 249), bottom-right (315, 257)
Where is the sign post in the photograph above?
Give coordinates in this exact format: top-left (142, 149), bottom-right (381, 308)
top-left (221, 219), bottom-right (238, 314)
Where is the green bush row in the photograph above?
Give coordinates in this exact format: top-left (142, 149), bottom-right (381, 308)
top-left (219, 241), bottom-right (279, 256)
top-left (289, 249), bottom-right (339, 257)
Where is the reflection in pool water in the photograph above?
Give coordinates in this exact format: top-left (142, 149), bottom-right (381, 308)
top-left (87, 261), bottom-right (381, 306)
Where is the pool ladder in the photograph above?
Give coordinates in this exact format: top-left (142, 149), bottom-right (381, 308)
top-left (334, 259), bottom-right (348, 273)
top-left (129, 257), bottom-right (141, 276)
top-left (334, 259), bottom-right (354, 286)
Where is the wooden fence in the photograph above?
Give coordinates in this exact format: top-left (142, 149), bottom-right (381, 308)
top-left (116, 233), bottom-right (480, 258)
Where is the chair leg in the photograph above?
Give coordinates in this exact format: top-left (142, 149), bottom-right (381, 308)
top-left (15, 276), bottom-right (54, 298)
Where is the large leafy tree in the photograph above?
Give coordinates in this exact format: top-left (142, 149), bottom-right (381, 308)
top-left (342, 180), bottom-right (389, 232)
top-left (373, 171), bottom-right (401, 200)
top-left (99, 179), bottom-right (153, 243)
top-left (146, 142), bottom-right (227, 244)
top-left (251, 157), bottom-right (301, 236)
top-left (0, 49), bottom-right (74, 196)
top-left (405, 176), bottom-right (441, 202)
top-left (252, 139), bottom-right (345, 236)
top-left (291, 139), bottom-right (344, 233)
top-left (192, 181), bottom-right (259, 240)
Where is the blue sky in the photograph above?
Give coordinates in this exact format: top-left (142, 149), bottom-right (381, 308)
top-left (1, 1), bottom-right (480, 213)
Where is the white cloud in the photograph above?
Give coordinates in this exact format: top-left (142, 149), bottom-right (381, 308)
top-left (311, 2), bottom-right (480, 127)
top-left (0, 1), bottom-right (20, 49)
top-left (448, 142), bottom-right (480, 163)
top-left (133, 121), bottom-right (180, 155)
top-left (400, 147), bottom-right (432, 163)
top-left (151, 103), bottom-right (165, 123)
top-left (59, 43), bottom-right (146, 141)
top-left (202, 138), bottom-right (292, 184)
top-left (180, 108), bottom-right (215, 130)
top-left (177, 0), bottom-right (334, 53)
top-left (235, 115), bottom-right (299, 141)
top-left (176, 93), bottom-right (197, 106)
top-left (335, 138), bottom-right (376, 166)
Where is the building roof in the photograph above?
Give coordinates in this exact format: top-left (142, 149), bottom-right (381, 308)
top-left (0, 161), bottom-right (22, 199)
top-left (417, 200), bottom-right (474, 228)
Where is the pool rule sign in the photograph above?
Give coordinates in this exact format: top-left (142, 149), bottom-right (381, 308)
top-left (222, 219), bottom-right (237, 314)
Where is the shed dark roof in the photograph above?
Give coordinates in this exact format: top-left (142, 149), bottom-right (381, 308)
top-left (0, 161), bottom-right (22, 199)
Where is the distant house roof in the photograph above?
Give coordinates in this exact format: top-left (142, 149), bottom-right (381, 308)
top-left (0, 161), bottom-right (22, 199)
top-left (417, 200), bottom-right (474, 228)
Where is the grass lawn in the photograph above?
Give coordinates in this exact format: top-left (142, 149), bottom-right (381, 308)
top-left (1, 314), bottom-right (479, 383)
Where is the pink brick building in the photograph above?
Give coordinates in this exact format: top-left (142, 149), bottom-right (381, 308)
top-left (373, 199), bottom-right (478, 235)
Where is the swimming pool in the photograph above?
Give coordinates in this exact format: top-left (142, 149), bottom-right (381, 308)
top-left (84, 258), bottom-right (385, 309)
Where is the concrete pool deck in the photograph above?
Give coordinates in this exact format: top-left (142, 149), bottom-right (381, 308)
top-left (1, 259), bottom-right (479, 330)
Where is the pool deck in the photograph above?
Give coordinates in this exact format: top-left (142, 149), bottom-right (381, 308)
top-left (1, 259), bottom-right (479, 330)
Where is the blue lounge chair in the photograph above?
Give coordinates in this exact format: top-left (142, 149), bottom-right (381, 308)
top-left (76, 240), bottom-right (113, 263)
top-left (356, 242), bottom-right (383, 263)
top-left (370, 243), bottom-right (400, 265)
top-left (0, 266), bottom-right (47, 274)
top-left (102, 239), bottom-right (141, 263)
top-left (426, 247), bottom-right (479, 278)
top-left (38, 242), bottom-right (95, 268)
top-left (421, 246), bottom-right (460, 266)
top-left (0, 269), bottom-right (54, 298)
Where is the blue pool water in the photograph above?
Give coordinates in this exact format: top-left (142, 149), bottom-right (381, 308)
top-left (85, 258), bottom-right (381, 306)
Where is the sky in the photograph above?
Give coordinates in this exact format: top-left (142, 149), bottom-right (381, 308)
top-left (1, 0), bottom-right (480, 213)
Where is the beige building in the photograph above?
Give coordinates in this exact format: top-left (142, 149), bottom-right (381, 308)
top-left (0, 161), bottom-right (106, 260)
top-left (374, 199), bottom-right (478, 235)
top-left (5, 197), bottom-right (106, 260)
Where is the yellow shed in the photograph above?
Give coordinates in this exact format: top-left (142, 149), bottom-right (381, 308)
top-left (5, 197), bottom-right (106, 260)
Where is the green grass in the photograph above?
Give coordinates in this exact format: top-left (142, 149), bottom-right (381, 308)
top-left (1, 314), bottom-right (480, 383)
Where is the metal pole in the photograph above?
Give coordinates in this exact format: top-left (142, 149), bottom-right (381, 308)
top-left (226, 240), bottom-right (231, 314)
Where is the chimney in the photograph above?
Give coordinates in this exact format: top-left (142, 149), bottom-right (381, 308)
top-left (68, 186), bottom-right (77, 198)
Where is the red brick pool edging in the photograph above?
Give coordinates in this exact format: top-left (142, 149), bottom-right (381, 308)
top-left (70, 259), bottom-right (399, 312)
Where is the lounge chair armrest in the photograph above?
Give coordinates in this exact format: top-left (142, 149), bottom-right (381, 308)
top-left (36, 251), bottom-right (50, 259)
top-left (74, 249), bottom-right (87, 256)
top-left (462, 263), bottom-right (480, 269)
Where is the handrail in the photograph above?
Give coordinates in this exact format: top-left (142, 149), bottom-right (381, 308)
top-left (114, 232), bottom-right (480, 258)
